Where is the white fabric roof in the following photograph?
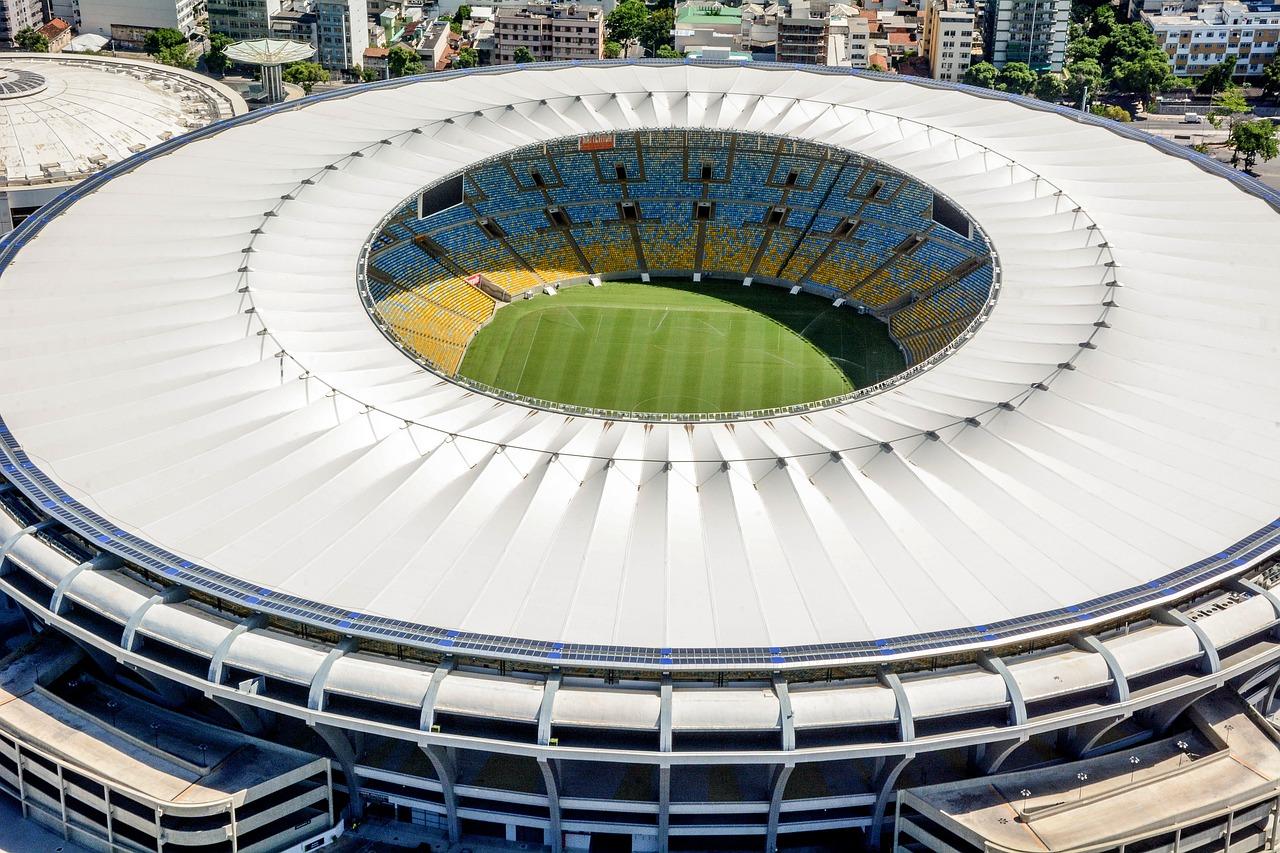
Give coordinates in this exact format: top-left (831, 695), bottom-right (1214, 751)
top-left (0, 63), bottom-right (1278, 662)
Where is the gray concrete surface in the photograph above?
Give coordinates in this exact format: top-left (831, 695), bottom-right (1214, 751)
top-left (0, 797), bottom-right (92, 853)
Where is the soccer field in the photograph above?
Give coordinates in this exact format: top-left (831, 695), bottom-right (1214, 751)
top-left (457, 280), bottom-right (904, 415)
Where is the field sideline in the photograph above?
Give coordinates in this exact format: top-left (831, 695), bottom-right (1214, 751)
top-left (457, 280), bottom-right (903, 415)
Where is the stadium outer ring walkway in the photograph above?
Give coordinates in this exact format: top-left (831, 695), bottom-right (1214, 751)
top-left (0, 61), bottom-right (1278, 852)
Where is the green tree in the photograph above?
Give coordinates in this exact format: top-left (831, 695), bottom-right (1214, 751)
top-left (1090, 102), bottom-right (1132, 122)
top-left (606, 0), bottom-right (648, 44)
top-left (1109, 50), bottom-right (1172, 98)
top-left (144, 27), bottom-right (188, 55)
top-left (656, 44), bottom-right (680, 58)
top-left (15, 26), bottom-right (48, 52)
top-left (1035, 72), bottom-right (1067, 102)
top-left (454, 47), bottom-right (479, 68)
top-left (604, 40), bottom-right (622, 58)
top-left (1210, 85), bottom-right (1250, 129)
top-left (205, 32), bottom-right (234, 74)
top-left (642, 7), bottom-right (675, 53)
top-left (1066, 58), bottom-right (1104, 104)
top-left (1067, 34), bottom-right (1104, 65)
top-left (997, 61), bottom-right (1037, 95)
top-left (451, 4), bottom-right (471, 24)
top-left (962, 61), bottom-right (999, 89)
top-left (388, 43), bottom-right (425, 76)
top-left (1196, 54), bottom-right (1237, 94)
top-left (1088, 4), bottom-right (1116, 38)
top-left (1228, 118), bottom-right (1278, 171)
top-left (355, 64), bottom-right (379, 82)
top-left (513, 45), bottom-right (536, 63)
top-left (1263, 60), bottom-right (1280, 100)
top-left (156, 43), bottom-right (195, 68)
top-left (1099, 22), bottom-right (1159, 71)
top-left (282, 60), bottom-right (327, 92)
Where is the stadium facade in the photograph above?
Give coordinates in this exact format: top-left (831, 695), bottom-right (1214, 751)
top-left (0, 61), bottom-right (1278, 853)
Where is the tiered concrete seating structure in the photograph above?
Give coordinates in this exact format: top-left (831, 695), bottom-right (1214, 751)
top-left (363, 129), bottom-right (995, 374)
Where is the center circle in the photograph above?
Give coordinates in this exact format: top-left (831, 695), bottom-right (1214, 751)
top-left (360, 128), bottom-right (996, 419)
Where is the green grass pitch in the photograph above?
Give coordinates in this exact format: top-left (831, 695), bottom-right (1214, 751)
top-left (457, 279), bottom-right (905, 415)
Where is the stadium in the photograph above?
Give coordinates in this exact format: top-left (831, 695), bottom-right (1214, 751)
top-left (0, 60), bottom-right (1277, 853)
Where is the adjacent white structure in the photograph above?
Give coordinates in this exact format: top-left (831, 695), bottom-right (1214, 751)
top-left (0, 61), bottom-right (1278, 853)
top-left (1144, 0), bottom-right (1280, 79)
top-left (226, 37), bottom-right (317, 102)
top-left (0, 53), bottom-right (245, 233)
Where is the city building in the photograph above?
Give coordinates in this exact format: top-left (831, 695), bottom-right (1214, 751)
top-left (0, 53), bottom-right (245, 233)
top-left (984, 0), bottom-right (1068, 70)
top-left (1144, 0), bottom-right (1280, 79)
top-left (415, 17), bottom-right (454, 68)
top-left (36, 17), bottom-right (72, 50)
top-left (0, 0), bottom-right (42, 46)
top-left (316, 0), bottom-right (370, 70)
top-left (740, 1), bottom-right (782, 51)
top-left (207, 0), bottom-right (284, 41)
top-left (270, 0), bottom-right (319, 44)
top-left (76, 0), bottom-right (201, 44)
top-left (777, 0), bottom-right (869, 66)
top-left (2, 61), bottom-right (1276, 853)
top-left (673, 1), bottom-right (744, 54)
top-left (493, 2), bottom-right (603, 63)
top-left (921, 0), bottom-right (976, 80)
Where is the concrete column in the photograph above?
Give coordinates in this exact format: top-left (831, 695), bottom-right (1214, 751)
top-left (422, 743), bottom-right (460, 843)
top-left (869, 753), bottom-right (912, 850)
top-left (313, 723), bottom-right (364, 820)
top-left (538, 757), bottom-right (562, 853)
top-left (765, 763), bottom-right (793, 853)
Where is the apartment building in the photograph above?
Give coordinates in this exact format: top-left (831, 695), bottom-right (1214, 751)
top-left (777, 0), bottom-right (870, 66)
top-left (984, 0), bottom-right (1068, 70)
top-left (1144, 0), bottom-right (1280, 78)
top-left (922, 0), bottom-right (976, 80)
top-left (316, 0), bottom-right (370, 70)
top-left (494, 3), bottom-right (604, 63)
top-left (0, 0), bottom-right (44, 45)
top-left (674, 1), bottom-right (781, 55)
top-left (207, 0), bottom-right (283, 40)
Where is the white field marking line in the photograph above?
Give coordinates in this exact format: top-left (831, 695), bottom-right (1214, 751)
top-left (651, 308), bottom-right (670, 334)
top-left (512, 310), bottom-right (544, 393)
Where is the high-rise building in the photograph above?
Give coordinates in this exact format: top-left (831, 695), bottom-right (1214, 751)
top-left (316, 0), bottom-right (369, 71)
top-left (494, 3), bottom-right (604, 64)
top-left (0, 0), bottom-right (43, 46)
top-left (777, 0), bottom-right (868, 66)
top-left (984, 0), bottom-right (1068, 71)
top-left (207, 0), bottom-right (284, 41)
top-left (922, 0), bottom-right (976, 81)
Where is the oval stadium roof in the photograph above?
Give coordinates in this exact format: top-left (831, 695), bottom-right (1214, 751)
top-left (0, 62), bottom-right (1277, 669)
top-left (0, 54), bottom-right (245, 190)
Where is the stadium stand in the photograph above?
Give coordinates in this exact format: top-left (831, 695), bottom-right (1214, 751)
top-left (363, 129), bottom-right (995, 374)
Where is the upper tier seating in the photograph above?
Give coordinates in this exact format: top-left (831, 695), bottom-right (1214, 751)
top-left (364, 129), bottom-right (994, 374)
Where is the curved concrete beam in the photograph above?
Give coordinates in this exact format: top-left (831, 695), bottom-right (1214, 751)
top-left (207, 614), bottom-right (267, 684)
top-left (1155, 607), bottom-right (1220, 675)
top-left (50, 554), bottom-right (120, 615)
top-left (418, 657), bottom-right (454, 731)
top-left (1072, 633), bottom-right (1130, 702)
top-left (979, 652), bottom-right (1028, 726)
top-left (878, 669), bottom-right (915, 742)
top-left (121, 586), bottom-right (188, 652)
top-left (307, 637), bottom-right (357, 711)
